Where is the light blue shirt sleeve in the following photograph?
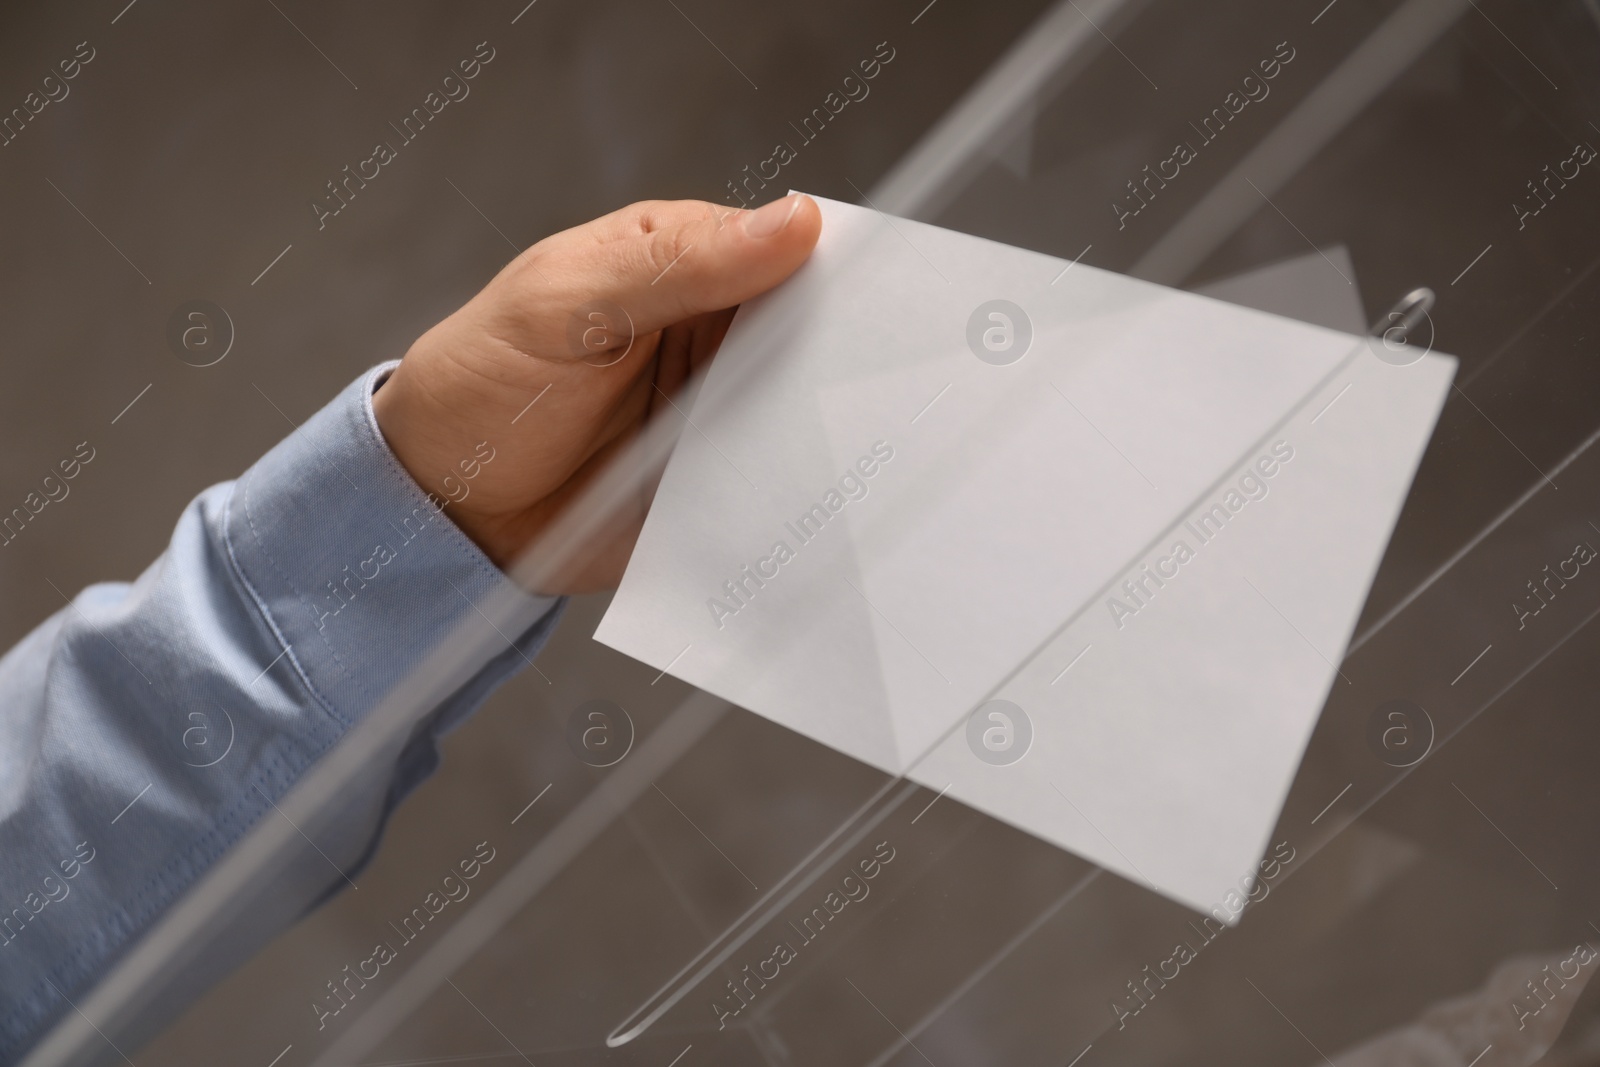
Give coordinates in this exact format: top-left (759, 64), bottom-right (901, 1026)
top-left (0, 363), bottom-right (564, 1060)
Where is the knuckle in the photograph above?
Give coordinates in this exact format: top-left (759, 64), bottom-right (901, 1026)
top-left (630, 199), bottom-right (675, 231)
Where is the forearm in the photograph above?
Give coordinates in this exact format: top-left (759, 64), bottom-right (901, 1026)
top-left (0, 364), bottom-right (561, 1060)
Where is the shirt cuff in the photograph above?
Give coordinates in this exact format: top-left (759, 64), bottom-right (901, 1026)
top-left (222, 361), bottom-right (562, 729)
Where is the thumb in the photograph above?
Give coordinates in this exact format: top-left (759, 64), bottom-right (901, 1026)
top-left (591, 193), bottom-right (822, 338)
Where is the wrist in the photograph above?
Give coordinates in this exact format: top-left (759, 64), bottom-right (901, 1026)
top-left (371, 364), bottom-right (519, 566)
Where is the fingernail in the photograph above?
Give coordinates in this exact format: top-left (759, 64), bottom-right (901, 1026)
top-left (743, 194), bottom-right (801, 239)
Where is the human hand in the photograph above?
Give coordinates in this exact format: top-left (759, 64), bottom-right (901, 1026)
top-left (372, 193), bottom-right (821, 593)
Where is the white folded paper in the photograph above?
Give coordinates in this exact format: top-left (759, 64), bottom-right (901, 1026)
top-left (594, 195), bottom-right (1453, 916)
